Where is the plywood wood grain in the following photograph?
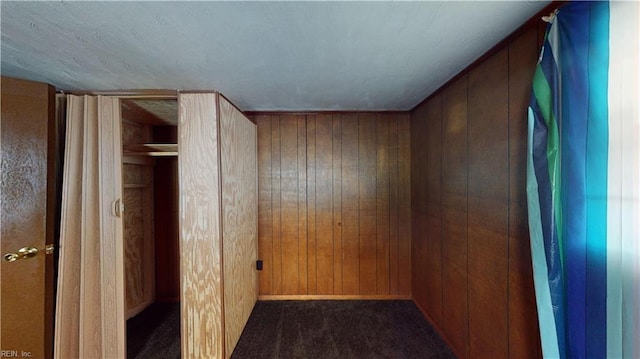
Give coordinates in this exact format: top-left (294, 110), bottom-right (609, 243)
top-left (124, 187), bottom-right (145, 312)
top-left (122, 122), bottom-right (155, 317)
top-left (178, 93), bottom-right (224, 358)
top-left (219, 96), bottom-right (258, 356)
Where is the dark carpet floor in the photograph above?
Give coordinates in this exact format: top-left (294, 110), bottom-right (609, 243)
top-left (127, 300), bottom-right (456, 359)
top-left (231, 300), bottom-right (456, 359)
top-left (127, 302), bottom-right (180, 359)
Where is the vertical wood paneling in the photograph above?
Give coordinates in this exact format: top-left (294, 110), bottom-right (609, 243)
top-left (508, 26), bottom-right (542, 359)
top-left (306, 116), bottom-right (318, 295)
top-left (331, 116), bottom-right (343, 294)
top-left (358, 114), bottom-right (377, 295)
top-left (271, 119), bottom-right (283, 295)
top-left (410, 105), bottom-right (428, 306)
top-left (255, 113), bottom-right (411, 298)
top-left (280, 116), bottom-right (299, 294)
top-left (297, 116), bottom-right (308, 294)
top-left (341, 114), bottom-right (360, 295)
top-left (468, 48), bottom-right (509, 359)
top-left (389, 119), bottom-right (400, 295)
top-left (315, 115), bottom-right (335, 294)
top-left (178, 93), bottom-right (224, 358)
top-left (441, 76), bottom-right (469, 359)
top-left (219, 96), bottom-right (258, 356)
top-left (397, 115), bottom-right (412, 296)
top-left (410, 15), bottom-right (544, 359)
top-left (257, 116), bottom-right (273, 295)
top-left (425, 95), bottom-right (443, 328)
top-left (376, 115), bottom-right (390, 294)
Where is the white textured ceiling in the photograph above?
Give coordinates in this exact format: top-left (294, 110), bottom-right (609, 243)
top-left (1, 1), bottom-right (550, 111)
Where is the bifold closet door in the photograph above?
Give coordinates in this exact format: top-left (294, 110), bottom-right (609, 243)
top-left (55, 95), bottom-right (125, 359)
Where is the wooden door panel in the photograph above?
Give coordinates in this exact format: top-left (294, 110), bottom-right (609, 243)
top-left (1, 77), bottom-right (56, 359)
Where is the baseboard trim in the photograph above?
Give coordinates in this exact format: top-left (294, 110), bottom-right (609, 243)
top-left (412, 299), bottom-right (464, 359)
top-left (126, 299), bottom-right (153, 319)
top-left (258, 294), bottom-right (412, 301)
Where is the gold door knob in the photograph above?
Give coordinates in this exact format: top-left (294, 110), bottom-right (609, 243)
top-left (3, 246), bottom-right (39, 262)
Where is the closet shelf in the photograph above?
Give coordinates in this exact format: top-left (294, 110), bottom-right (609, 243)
top-left (123, 144), bottom-right (178, 157)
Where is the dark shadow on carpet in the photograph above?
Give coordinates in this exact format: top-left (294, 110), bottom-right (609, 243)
top-left (231, 300), bottom-right (456, 359)
top-left (127, 302), bottom-right (180, 359)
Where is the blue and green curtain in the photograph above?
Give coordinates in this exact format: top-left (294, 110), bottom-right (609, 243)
top-left (527, 1), bottom-right (640, 358)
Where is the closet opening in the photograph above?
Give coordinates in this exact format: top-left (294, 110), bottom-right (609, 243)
top-left (120, 98), bottom-right (180, 358)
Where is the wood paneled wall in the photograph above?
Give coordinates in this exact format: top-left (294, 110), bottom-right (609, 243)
top-left (410, 24), bottom-right (544, 359)
top-left (253, 113), bottom-right (412, 298)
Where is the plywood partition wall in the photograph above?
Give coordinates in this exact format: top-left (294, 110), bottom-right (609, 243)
top-left (253, 113), bottom-right (411, 298)
top-left (121, 120), bottom-right (155, 318)
top-left (410, 24), bottom-right (544, 359)
top-left (219, 96), bottom-right (258, 355)
top-left (179, 93), bottom-right (258, 358)
top-left (179, 93), bottom-right (225, 358)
